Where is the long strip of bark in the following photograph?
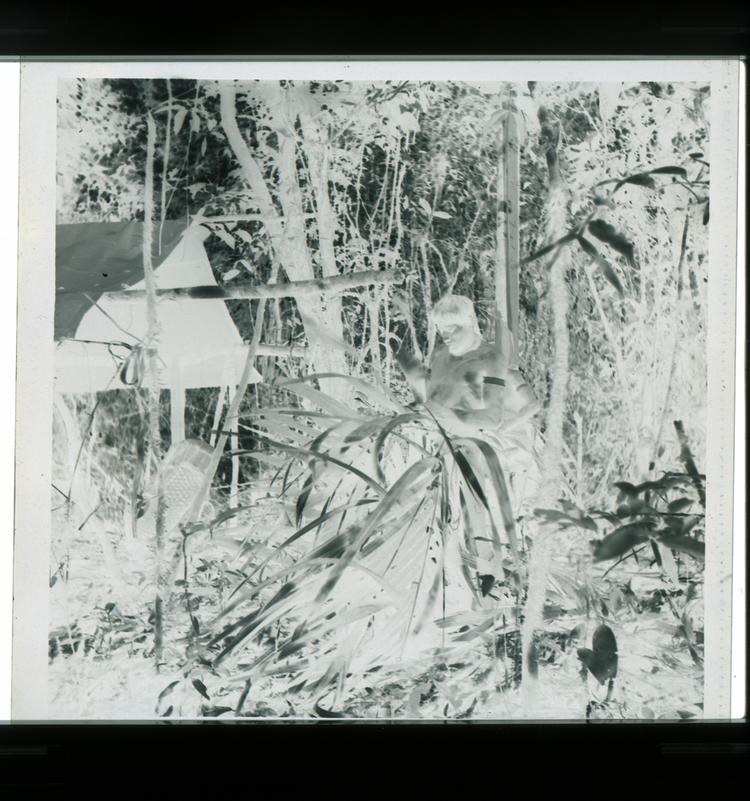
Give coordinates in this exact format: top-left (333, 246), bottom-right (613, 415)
top-left (106, 269), bottom-right (404, 301)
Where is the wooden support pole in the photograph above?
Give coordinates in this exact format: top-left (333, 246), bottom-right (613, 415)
top-left (142, 113), bottom-right (166, 667)
top-left (504, 111), bottom-right (521, 347)
top-left (169, 361), bottom-right (186, 445)
top-left (103, 269), bottom-right (404, 302)
top-left (494, 95), bottom-right (521, 366)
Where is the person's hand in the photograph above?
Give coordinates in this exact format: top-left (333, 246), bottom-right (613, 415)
top-left (424, 402), bottom-right (480, 439)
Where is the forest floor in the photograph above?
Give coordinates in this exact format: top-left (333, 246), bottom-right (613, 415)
top-left (48, 479), bottom-right (704, 721)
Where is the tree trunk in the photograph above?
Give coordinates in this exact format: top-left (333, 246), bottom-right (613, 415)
top-left (520, 106), bottom-right (571, 713)
top-left (219, 84), bottom-right (350, 400)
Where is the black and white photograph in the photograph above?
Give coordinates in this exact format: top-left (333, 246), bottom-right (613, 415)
top-left (12, 61), bottom-right (742, 720)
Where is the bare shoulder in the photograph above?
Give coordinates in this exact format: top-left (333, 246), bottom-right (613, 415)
top-left (473, 342), bottom-right (505, 370)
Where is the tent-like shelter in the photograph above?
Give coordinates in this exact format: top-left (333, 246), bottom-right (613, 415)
top-left (54, 221), bottom-right (262, 442)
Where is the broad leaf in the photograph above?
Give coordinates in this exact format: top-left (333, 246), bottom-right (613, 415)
top-left (587, 219), bottom-right (636, 266)
top-left (577, 624), bottom-right (618, 684)
top-left (577, 236), bottom-right (624, 295)
top-left (648, 166), bottom-right (688, 179)
top-left (592, 524), bottom-right (651, 561)
top-left (173, 106), bottom-right (188, 135)
top-left (621, 173), bottom-right (656, 189)
top-left (418, 198), bottom-right (432, 216)
top-left (656, 532), bottom-right (705, 560)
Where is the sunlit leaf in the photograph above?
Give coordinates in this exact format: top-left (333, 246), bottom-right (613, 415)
top-left (172, 106), bottom-right (188, 135)
top-left (238, 435), bottom-right (386, 497)
top-left (417, 198), bottom-right (432, 216)
top-left (187, 182), bottom-right (206, 197)
top-left (279, 381), bottom-right (361, 420)
top-left (373, 413), bottom-right (421, 484)
top-left (211, 226), bottom-right (236, 249)
top-left (234, 229), bottom-right (253, 246)
top-left (458, 437), bottom-right (520, 564)
top-left (314, 458), bottom-right (439, 604)
top-left (284, 373), bottom-right (406, 414)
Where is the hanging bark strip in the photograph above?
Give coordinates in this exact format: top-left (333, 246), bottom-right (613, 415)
top-left (142, 113), bottom-right (167, 666)
top-left (520, 105), bottom-right (571, 712)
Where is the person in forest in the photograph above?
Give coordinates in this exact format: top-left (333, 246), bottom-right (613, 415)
top-left (396, 293), bottom-right (540, 476)
top-left (389, 293), bottom-right (541, 629)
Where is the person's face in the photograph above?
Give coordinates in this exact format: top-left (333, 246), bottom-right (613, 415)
top-left (435, 316), bottom-right (478, 355)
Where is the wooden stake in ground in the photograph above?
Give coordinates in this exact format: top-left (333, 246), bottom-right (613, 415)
top-left (142, 113), bottom-right (167, 667)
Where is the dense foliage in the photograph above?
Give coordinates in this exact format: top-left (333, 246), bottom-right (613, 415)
top-left (50, 78), bottom-right (708, 719)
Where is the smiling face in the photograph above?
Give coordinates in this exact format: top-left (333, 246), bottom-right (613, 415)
top-left (435, 318), bottom-right (481, 356)
top-left (432, 294), bottom-right (483, 356)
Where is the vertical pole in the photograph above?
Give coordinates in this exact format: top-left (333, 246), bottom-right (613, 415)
top-left (495, 89), bottom-right (521, 367)
top-left (169, 362), bottom-right (186, 445)
top-left (495, 110), bottom-right (508, 356)
top-left (230, 416), bottom-right (240, 505)
top-left (142, 113), bottom-right (166, 667)
top-left (504, 110), bottom-right (521, 360)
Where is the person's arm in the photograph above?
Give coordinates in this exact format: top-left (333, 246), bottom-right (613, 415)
top-left (500, 369), bottom-right (540, 430)
top-left (393, 335), bottom-right (427, 401)
top-left (452, 349), bottom-right (507, 430)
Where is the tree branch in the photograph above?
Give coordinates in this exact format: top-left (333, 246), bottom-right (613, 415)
top-left (106, 269), bottom-right (404, 301)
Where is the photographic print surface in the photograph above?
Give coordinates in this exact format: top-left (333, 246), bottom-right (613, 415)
top-left (14, 62), bottom-right (741, 720)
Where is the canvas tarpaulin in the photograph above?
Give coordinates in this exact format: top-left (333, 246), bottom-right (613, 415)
top-left (54, 222), bottom-right (261, 392)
